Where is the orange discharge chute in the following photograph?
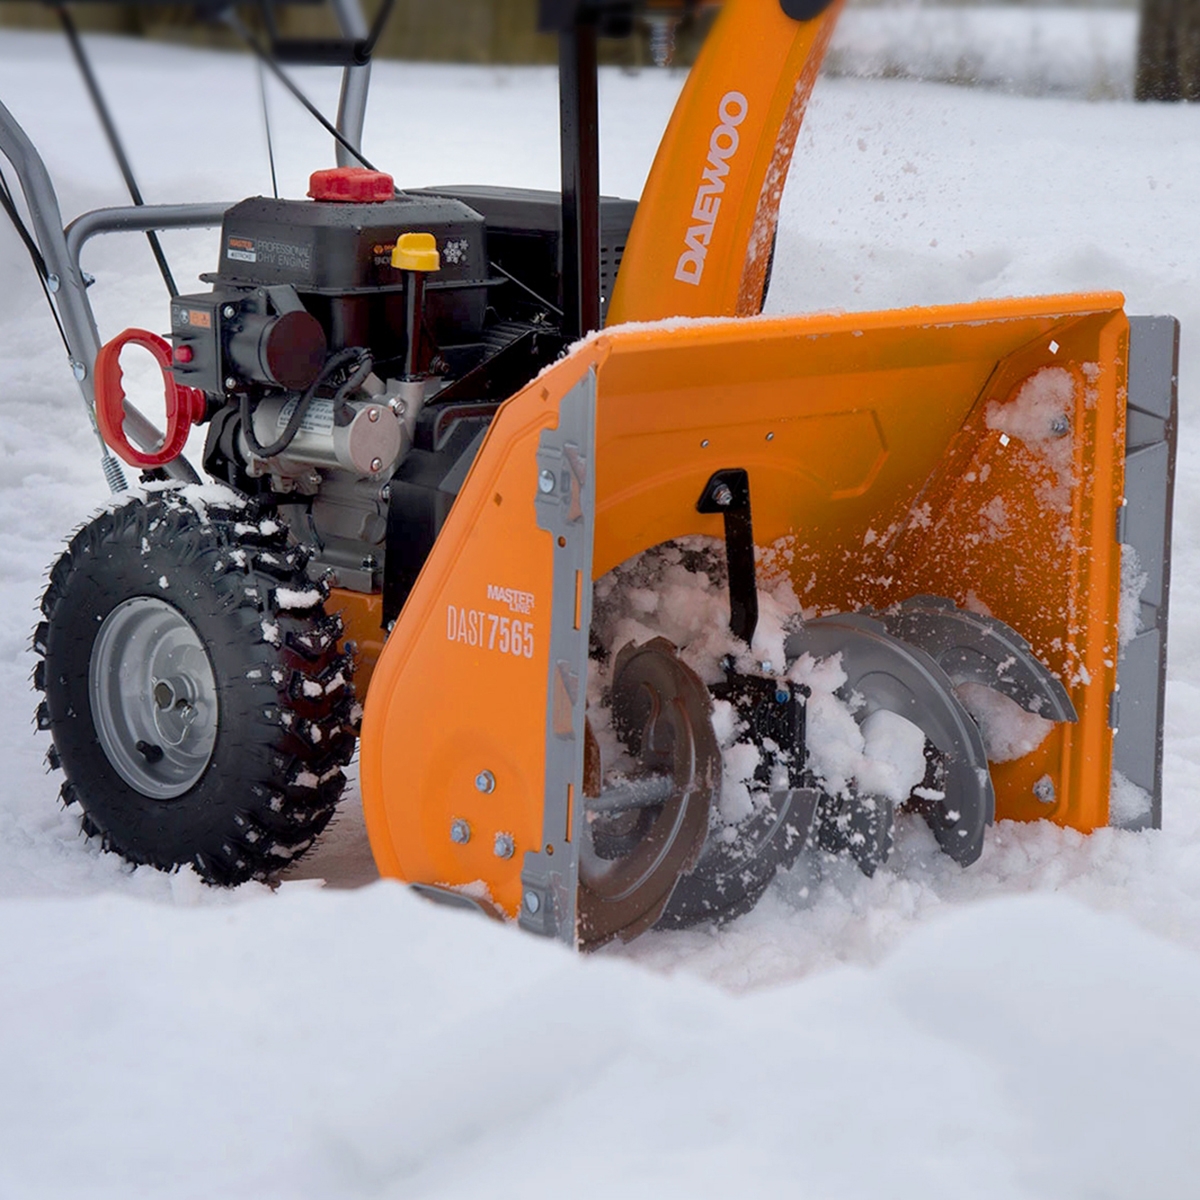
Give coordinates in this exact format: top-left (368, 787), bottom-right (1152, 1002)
top-left (358, 292), bottom-right (1140, 939)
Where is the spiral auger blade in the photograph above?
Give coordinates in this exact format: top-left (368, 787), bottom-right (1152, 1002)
top-left (876, 596), bottom-right (1076, 724)
top-left (786, 612), bottom-right (995, 868)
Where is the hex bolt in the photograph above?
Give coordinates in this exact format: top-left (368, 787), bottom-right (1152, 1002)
top-left (523, 890), bottom-right (541, 914)
top-left (1033, 775), bottom-right (1056, 805)
top-left (450, 819), bottom-right (471, 845)
top-left (475, 770), bottom-right (496, 794)
top-left (494, 832), bottom-right (515, 859)
top-left (538, 469), bottom-right (556, 494)
top-left (222, 304), bottom-right (237, 319)
top-left (712, 482), bottom-right (734, 508)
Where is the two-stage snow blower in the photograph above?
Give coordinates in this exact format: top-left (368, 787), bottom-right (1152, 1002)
top-left (3, 0), bottom-right (1177, 947)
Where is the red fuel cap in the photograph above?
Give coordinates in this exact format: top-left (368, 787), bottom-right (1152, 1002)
top-left (307, 167), bottom-right (395, 203)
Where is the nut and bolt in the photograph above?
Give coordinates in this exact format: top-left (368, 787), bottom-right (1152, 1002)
top-left (523, 890), bottom-right (541, 914)
top-left (475, 769), bottom-right (496, 794)
top-left (538, 468), bottom-right (556, 495)
top-left (712, 482), bottom-right (734, 508)
top-left (222, 304), bottom-right (237, 319)
top-left (494, 832), bottom-right (515, 860)
top-left (450, 819), bottom-right (471, 845)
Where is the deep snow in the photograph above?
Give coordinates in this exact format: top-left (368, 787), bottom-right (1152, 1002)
top-left (2, 11), bottom-right (1200, 1197)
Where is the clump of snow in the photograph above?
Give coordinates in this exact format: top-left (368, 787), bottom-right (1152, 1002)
top-left (955, 681), bottom-right (1056, 762)
top-left (1110, 769), bottom-right (1154, 827)
top-left (985, 366), bottom-right (1077, 511)
top-left (274, 586), bottom-right (322, 611)
top-left (1119, 542), bottom-right (1149, 651)
top-left (788, 652), bottom-right (927, 802)
top-left (260, 620), bottom-right (281, 646)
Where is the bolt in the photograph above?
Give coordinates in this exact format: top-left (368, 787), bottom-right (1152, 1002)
top-left (222, 304), bottom-right (237, 319)
top-left (538, 468), bottom-right (556, 494)
top-left (224, 377), bottom-right (237, 391)
top-left (369, 457), bottom-right (383, 473)
top-left (700, 439), bottom-right (710, 448)
top-left (494, 832), bottom-right (515, 859)
top-left (712, 482), bottom-right (733, 508)
top-left (450, 819), bottom-right (471, 845)
top-left (775, 687), bottom-right (790, 704)
top-left (1050, 414), bottom-right (1071, 437)
top-left (475, 769), bottom-right (496, 794)
top-left (70, 360), bottom-right (87, 382)
top-left (1033, 775), bottom-right (1056, 805)
top-left (367, 407), bottom-right (380, 423)
top-left (766, 431), bottom-right (775, 441)
top-left (523, 890), bottom-right (541, 914)
top-left (361, 554), bottom-right (378, 571)
top-left (46, 274), bottom-right (60, 294)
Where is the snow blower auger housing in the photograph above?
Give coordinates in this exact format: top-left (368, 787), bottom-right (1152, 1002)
top-left (359, 296), bottom-right (1177, 945)
top-left (3, 0), bottom-right (1177, 945)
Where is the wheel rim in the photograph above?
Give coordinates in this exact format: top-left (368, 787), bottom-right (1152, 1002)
top-left (89, 596), bottom-right (219, 799)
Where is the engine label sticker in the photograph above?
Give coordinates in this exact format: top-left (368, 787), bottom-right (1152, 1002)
top-left (674, 90), bottom-right (748, 286)
top-left (226, 236), bottom-right (257, 263)
top-left (446, 605), bottom-right (535, 659)
top-left (277, 397), bottom-right (335, 437)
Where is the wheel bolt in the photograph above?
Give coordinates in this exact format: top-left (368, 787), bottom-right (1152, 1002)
top-left (450, 819), bottom-right (471, 844)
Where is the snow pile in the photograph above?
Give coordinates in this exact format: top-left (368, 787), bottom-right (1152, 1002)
top-left (589, 538), bottom-right (933, 821)
top-left (826, 5), bottom-right (1138, 99)
top-left (3, 26), bottom-right (1200, 1199)
top-left (955, 680), bottom-right (1056, 762)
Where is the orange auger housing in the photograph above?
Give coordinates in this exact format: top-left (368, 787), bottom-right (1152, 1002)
top-left (358, 291), bottom-right (1173, 943)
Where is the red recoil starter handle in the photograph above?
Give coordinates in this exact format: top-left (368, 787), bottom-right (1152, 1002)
top-left (94, 329), bottom-right (207, 468)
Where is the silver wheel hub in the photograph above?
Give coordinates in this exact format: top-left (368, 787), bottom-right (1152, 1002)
top-left (89, 596), bottom-right (219, 799)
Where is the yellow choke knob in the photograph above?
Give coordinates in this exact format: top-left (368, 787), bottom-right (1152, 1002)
top-left (392, 233), bottom-right (441, 272)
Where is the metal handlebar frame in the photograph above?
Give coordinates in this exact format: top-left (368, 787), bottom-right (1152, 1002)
top-left (0, 0), bottom-right (374, 490)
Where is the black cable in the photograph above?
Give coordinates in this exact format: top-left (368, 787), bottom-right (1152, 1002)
top-left (240, 347), bottom-right (365, 459)
top-left (256, 57), bottom-right (280, 200)
top-left (225, 11), bottom-right (379, 172)
top-left (0, 166), bottom-right (70, 351)
top-left (489, 259), bottom-right (565, 318)
top-left (54, 3), bottom-right (179, 299)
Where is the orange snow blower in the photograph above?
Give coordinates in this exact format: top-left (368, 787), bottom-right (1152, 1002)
top-left (7, 0), bottom-right (1175, 947)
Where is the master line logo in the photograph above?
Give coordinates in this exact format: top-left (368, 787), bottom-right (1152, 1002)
top-left (674, 91), bottom-right (748, 286)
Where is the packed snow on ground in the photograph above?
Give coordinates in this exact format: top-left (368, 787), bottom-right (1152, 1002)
top-left (2, 15), bottom-right (1200, 1199)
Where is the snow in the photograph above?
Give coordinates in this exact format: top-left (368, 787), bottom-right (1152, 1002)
top-left (3, 13), bottom-right (1200, 1197)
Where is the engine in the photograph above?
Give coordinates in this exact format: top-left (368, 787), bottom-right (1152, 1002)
top-left (167, 167), bottom-right (634, 609)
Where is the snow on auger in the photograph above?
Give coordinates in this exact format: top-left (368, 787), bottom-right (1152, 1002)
top-left (3, 0), bottom-right (1177, 947)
